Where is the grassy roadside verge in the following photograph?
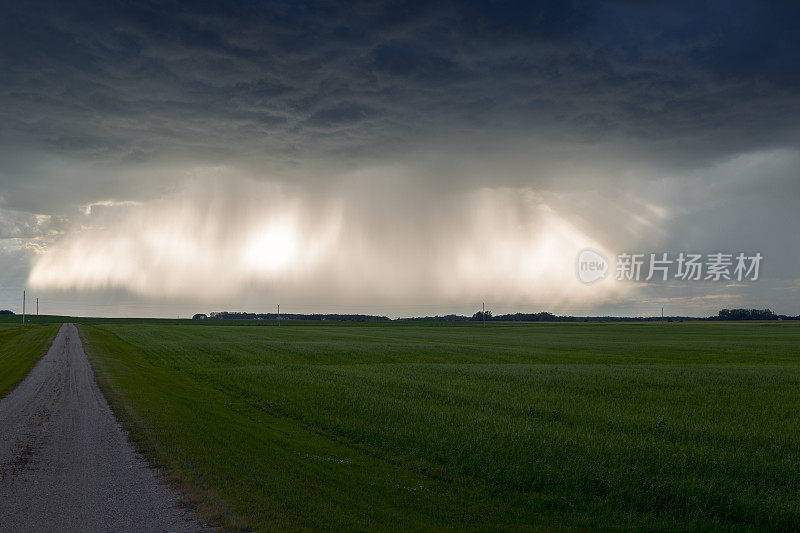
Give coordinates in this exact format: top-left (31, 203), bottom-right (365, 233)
top-left (79, 325), bottom-right (238, 528)
top-left (0, 324), bottom-right (60, 398)
top-left (79, 324), bottom-right (556, 532)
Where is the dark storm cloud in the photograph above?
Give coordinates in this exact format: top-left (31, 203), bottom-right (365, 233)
top-left (306, 102), bottom-right (376, 128)
top-left (370, 40), bottom-right (459, 79)
top-left (2, 0), bottom-right (798, 171)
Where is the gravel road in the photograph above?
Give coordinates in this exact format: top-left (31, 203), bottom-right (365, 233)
top-left (0, 323), bottom-right (212, 532)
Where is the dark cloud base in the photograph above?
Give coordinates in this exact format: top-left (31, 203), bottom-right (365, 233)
top-left (1, 1), bottom-right (798, 168)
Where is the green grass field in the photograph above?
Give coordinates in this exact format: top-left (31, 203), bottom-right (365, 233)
top-left (0, 324), bottom-right (59, 397)
top-left (78, 322), bottom-right (800, 531)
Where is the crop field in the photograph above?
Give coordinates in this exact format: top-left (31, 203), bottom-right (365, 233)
top-left (0, 324), bottom-right (59, 397)
top-left (78, 321), bottom-right (800, 531)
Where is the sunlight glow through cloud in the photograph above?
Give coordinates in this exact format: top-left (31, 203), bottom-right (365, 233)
top-left (28, 174), bottom-right (638, 309)
top-left (242, 221), bottom-right (300, 275)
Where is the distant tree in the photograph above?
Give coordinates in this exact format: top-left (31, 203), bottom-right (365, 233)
top-left (0, 310), bottom-right (14, 315)
top-left (471, 310), bottom-right (493, 321)
top-left (192, 313), bottom-right (208, 320)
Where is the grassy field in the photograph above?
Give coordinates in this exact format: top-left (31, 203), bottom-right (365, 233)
top-left (0, 324), bottom-right (59, 397)
top-left (78, 321), bottom-right (800, 531)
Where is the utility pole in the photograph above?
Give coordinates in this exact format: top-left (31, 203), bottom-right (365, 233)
top-left (482, 302), bottom-right (486, 327)
top-left (37, 297), bottom-right (39, 317)
top-left (662, 307), bottom-right (664, 321)
top-left (277, 304), bottom-right (280, 327)
top-left (22, 290), bottom-right (25, 326)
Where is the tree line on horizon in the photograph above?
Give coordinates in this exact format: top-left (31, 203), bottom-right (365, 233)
top-left (467, 308), bottom-right (793, 322)
top-left (186, 308), bottom-right (798, 322)
top-left (200, 311), bottom-right (392, 322)
top-left (0, 308), bottom-right (792, 321)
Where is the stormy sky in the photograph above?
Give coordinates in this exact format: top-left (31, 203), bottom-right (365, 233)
top-left (1, 1), bottom-right (798, 318)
